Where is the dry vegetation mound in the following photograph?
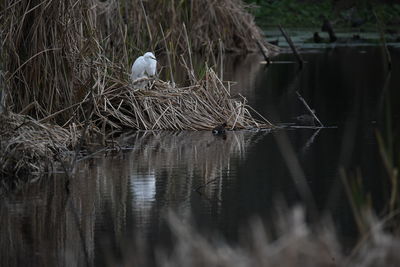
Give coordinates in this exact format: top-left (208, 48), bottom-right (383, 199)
top-left (86, 67), bottom-right (272, 131)
top-left (0, 113), bottom-right (78, 182)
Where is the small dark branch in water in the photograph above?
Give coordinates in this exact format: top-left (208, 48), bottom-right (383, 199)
top-left (278, 25), bottom-right (304, 68)
top-left (296, 91), bottom-right (324, 127)
top-left (194, 177), bottom-right (223, 204)
top-left (288, 125), bottom-right (336, 129)
top-left (194, 177), bottom-right (219, 192)
top-left (254, 37), bottom-right (271, 65)
top-left (194, 186), bottom-right (222, 204)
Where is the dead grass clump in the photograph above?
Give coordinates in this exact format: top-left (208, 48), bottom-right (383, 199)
top-left (0, 112), bottom-right (78, 182)
top-left (83, 66), bottom-right (273, 131)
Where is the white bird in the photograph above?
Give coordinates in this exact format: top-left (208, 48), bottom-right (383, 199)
top-left (130, 52), bottom-right (157, 82)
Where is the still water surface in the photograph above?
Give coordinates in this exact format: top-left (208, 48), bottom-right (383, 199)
top-left (1, 46), bottom-right (399, 266)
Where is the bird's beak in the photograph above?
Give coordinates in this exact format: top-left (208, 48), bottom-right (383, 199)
top-left (151, 56), bottom-right (156, 60)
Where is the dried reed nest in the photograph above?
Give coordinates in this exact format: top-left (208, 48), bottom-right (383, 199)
top-left (82, 66), bottom-right (273, 131)
top-left (0, 112), bottom-right (78, 182)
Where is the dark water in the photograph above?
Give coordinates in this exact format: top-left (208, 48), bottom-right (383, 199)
top-left (1, 46), bottom-right (400, 266)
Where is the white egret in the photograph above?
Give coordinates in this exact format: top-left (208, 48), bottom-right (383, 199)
top-left (130, 52), bottom-right (157, 82)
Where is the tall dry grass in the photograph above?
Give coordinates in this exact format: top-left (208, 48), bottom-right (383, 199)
top-left (1, 0), bottom-right (277, 123)
top-left (2, 0), bottom-right (103, 122)
top-left (96, 0), bottom-right (277, 58)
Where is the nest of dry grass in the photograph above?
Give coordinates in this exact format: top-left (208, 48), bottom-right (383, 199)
top-left (0, 112), bottom-right (79, 182)
top-left (81, 66), bottom-right (273, 131)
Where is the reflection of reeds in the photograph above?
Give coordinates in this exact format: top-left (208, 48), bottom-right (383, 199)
top-left (119, 130), bottom-right (261, 201)
top-left (121, 130), bottom-right (248, 173)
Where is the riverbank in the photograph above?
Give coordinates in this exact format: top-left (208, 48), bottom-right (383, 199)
top-left (245, 0), bottom-right (400, 30)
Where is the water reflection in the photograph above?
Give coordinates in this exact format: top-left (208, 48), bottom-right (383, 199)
top-left (2, 46), bottom-right (400, 266)
top-left (130, 171), bottom-right (156, 233)
top-left (0, 130), bottom-right (267, 267)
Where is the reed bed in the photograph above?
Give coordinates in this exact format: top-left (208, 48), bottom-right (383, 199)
top-left (0, 112), bottom-right (79, 182)
top-left (2, 0), bottom-right (101, 122)
top-left (0, 0), bottom-right (276, 181)
top-left (1, 0), bottom-right (278, 123)
top-left (83, 66), bottom-right (273, 131)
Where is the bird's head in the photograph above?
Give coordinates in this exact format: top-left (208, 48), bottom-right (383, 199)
top-left (144, 52), bottom-right (156, 60)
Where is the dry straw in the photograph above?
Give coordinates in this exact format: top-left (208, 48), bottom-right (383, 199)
top-left (79, 60), bottom-right (273, 131)
top-left (2, 0), bottom-right (101, 122)
top-left (0, 112), bottom-right (79, 181)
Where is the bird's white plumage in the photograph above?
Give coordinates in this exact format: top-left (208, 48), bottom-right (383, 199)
top-left (130, 52), bottom-right (157, 82)
top-left (143, 52), bottom-right (157, 76)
